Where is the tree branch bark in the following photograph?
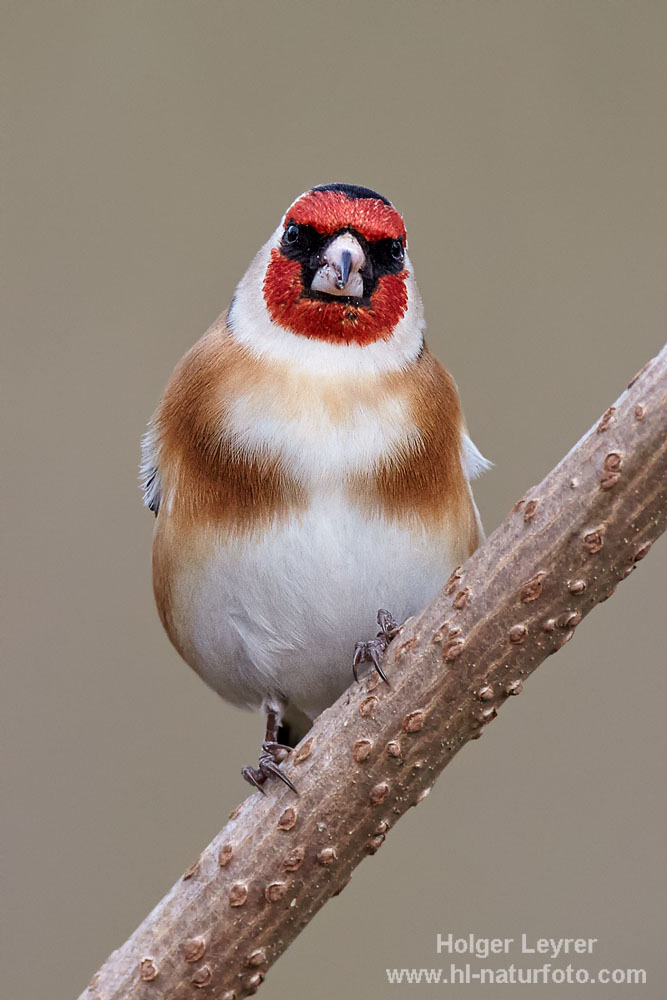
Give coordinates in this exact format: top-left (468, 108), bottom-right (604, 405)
top-left (82, 346), bottom-right (667, 1000)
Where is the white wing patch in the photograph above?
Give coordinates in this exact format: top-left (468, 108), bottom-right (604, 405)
top-left (461, 432), bottom-right (492, 480)
top-left (140, 423), bottom-right (162, 513)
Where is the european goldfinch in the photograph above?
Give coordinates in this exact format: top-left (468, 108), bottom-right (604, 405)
top-left (141, 183), bottom-right (489, 790)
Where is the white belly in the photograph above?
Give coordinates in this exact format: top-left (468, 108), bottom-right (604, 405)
top-left (173, 492), bottom-right (455, 720)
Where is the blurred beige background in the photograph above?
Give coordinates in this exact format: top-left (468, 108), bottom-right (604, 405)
top-left (2, 2), bottom-right (666, 997)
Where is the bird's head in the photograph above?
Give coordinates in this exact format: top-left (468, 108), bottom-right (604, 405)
top-left (229, 184), bottom-right (424, 363)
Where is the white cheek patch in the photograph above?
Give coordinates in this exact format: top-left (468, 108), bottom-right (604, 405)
top-left (228, 231), bottom-right (425, 377)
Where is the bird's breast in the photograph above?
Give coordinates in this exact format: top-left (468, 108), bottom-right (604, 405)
top-left (223, 368), bottom-right (419, 487)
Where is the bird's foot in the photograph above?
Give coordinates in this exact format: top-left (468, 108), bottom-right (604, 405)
top-left (242, 739), bottom-right (297, 794)
top-left (353, 609), bottom-right (402, 684)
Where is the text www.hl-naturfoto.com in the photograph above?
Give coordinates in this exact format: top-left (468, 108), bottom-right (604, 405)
top-left (386, 964), bottom-right (647, 985)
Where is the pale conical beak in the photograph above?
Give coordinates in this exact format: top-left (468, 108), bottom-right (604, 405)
top-left (310, 232), bottom-right (366, 298)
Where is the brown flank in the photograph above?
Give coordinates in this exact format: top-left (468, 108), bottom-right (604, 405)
top-left (152, 313), bottom-right (307, 532)
top-left (351, 348), bottom-right (480, 558)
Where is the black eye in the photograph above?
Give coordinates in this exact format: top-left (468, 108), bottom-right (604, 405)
top-left (284, 224), bottom-right (300, 244)
top-left (390, 239), bottom-right (404, 261)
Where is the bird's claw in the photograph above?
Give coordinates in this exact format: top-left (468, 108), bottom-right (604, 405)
top-left (353, 608), bottom-right (402, 684)
top-left (353, 638), bottom-right (390, 683)
top-left (377, 608), bottom-right (401, 640)
top-left (242, 744), bottom-right (297, 794)
top-left (262, 739), bottom-right (292, 761)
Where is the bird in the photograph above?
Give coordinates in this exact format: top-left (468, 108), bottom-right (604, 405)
top-left (141, 182), bottom-right (489, 792)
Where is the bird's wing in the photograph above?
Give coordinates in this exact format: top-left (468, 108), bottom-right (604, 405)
top-left (140, 422), bottom-right (162, 515)
top-left (461, 431), bottom-right (492, 481)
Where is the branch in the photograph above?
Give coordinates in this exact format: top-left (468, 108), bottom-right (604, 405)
top-left (82, 347), bottom-right (667, 1000)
